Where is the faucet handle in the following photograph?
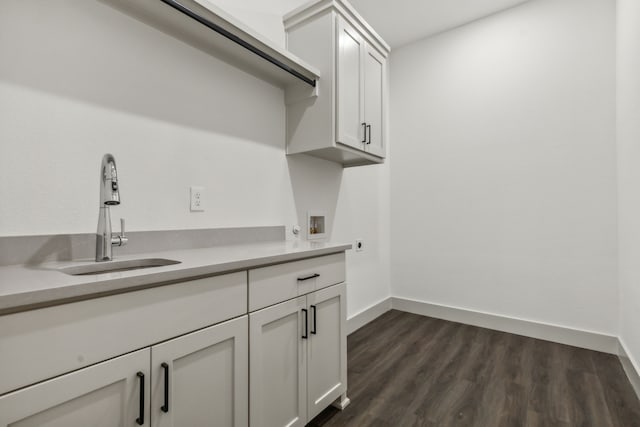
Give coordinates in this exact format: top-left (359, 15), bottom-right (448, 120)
top-left (118, 218), bottom-right (128, 246)
top-left (109, 218), bottom-right (128, 247)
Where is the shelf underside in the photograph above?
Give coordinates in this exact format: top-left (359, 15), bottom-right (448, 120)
top-left (103, 0), bottom-right (320, 89)
top-left (290, 145), bottom-right (384, 167)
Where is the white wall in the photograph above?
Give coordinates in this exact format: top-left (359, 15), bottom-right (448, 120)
top-left (390, 0), bottom-right (618, 333)
top-left (617, 0), bottom-right (640, 373)
top-left (0, 0), bottom-right (390, 317)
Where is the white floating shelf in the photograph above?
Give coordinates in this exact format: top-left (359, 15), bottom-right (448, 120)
top-left (104, 0), bottom-right (321, 90)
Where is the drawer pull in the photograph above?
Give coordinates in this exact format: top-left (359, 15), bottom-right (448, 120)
top-left (297, 273), bottom-right (320, 282)
top-left (161, 363), bottom-right (170, 413)
top-left (136, 372), bottom-right (145, 425)
top-left (302, 308), bottom-right (308, 339)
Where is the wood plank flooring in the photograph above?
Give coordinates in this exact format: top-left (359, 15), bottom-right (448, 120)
top-left (310, 310), bottom-right (640, 427)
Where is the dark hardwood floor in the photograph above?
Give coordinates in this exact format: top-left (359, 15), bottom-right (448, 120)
top-left (310, 310), bottom-right (640, 427)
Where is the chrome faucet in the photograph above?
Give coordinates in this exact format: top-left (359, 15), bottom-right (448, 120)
top-left (96, 154), bottom-right (127, 261)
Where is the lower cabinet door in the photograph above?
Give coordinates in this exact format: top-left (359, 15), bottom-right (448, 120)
top-left (250, 296), bottom-right (308, 427)
top-left (151, 315), bottom-right (249, 427)
top-left (307, 283), bottom-right (347, 420)
top-left (0, 348), bottom-right (150, 427)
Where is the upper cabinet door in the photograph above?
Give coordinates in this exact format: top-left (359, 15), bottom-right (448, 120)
top-left (285, 4), bottom-right (389, 166)
top-left (151, 316), bottom-right (249, 427)
top-left (306, 283), bottom-right (347, 421)
top-left (250, 296), bottom-right (308, 427)
top-left (364, 43), bottom-right (386, 158)
top-left (336, 16), bottom-right (365, 150)
top-left (0, 348), bottom-right (150, 427)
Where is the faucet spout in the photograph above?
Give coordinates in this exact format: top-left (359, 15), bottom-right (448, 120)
top-left (100, 153), bottom-right (120, 206)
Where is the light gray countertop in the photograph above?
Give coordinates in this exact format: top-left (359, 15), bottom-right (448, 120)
top-left (0, 240), bottom-right (351, 314)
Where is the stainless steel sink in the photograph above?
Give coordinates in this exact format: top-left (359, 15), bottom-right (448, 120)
top-left (60, 258), bottom-right (181, 276)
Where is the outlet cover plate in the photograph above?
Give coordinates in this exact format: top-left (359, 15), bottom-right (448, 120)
top-left (190, 186), bottom-right (204, 212)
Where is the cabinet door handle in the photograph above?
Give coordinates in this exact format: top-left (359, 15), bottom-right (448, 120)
top-left (297, 273), bottom-right (320, 282)
top-left (301, 308), bottom-right (308, 339)
top-left (311, 305), bottom-right (317, 335)
top-left (161, 363), bottom-right (169, 413)
top-left (361, 122), bottom-right (367, 143)
top-left (136, 372), bottom-right (145, 425)
top-left (366, 124), bottom-right (372, 144)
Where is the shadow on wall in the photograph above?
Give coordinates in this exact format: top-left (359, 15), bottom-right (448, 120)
top-left (286, 154), bottom-right (343, 240)
top-left (0, 234), bottom-right (84, 268)
top-left (0, 0), bottom-right (283, 149)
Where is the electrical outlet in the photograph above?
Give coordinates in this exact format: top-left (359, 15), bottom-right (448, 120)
top-left (190, 186), bottom-right (204, 212)
top-left (355, 239), bottom-right (364, 252)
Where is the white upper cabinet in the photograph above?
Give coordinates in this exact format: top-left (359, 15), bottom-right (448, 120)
top-left (336, 17), bottom-right (365, 150)
top-left (363, 43), bottom-right (385, 157)
top-left (285, 0), bottom-right (390, 167)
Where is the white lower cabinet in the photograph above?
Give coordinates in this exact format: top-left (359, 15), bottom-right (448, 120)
top-left (250, 282), bottom-right (347, 426)
top-left (151, 315), bottom-right (249, 427)
top-left (0, 317), bottom-right (249, 427)
top-left (250, 296), bottom-right (308, 427)
top-left (0, 348), bottom-right (151, 427)
top-left (306, 283), bottom-right (347, 420)
top-left (0, 253), bottom-right (348, 427)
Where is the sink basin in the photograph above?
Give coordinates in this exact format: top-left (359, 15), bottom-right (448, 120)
top-left (60, 258), bottom-right (181, 276)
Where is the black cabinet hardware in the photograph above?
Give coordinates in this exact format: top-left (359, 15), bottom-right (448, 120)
top-left (136, 372), bottom-right (145, 425)
top-left (302, 308), bottom-right (308, 339)
top-left (297, 273), bottom-right (320, 281)
top-left (161, 363), bottom-right (170, 413)
top-left (311, 305), bottom-right (317, 335)
top-left (362, 122), bottom-right (367, 143)
top-left (366, 124), bottom-right (372, 144)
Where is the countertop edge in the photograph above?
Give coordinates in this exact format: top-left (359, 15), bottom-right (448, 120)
top-left (0, 243), bottom-right (351, 315)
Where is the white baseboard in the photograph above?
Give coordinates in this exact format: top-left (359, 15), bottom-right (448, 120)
top-left (618, 339), bottom-right (640, 400)
top-left (390, 297), bottom-right (619, 354)
top-left (347, 298), bottom-right (392, 335)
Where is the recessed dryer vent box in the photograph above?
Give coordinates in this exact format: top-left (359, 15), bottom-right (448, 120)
top-left (307, 212), bottom-right (326, 240)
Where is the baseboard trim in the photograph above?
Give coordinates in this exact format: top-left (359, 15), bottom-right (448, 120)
top-left (390, 297), bottom-right (618, 354)
top-left (347, 298), bottom-right (392, 335)
top-left (618, 339), bottom-right (640, 400)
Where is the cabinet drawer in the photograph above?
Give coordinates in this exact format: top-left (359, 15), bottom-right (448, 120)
top-left (0, 272), bottom-right (246, 396)
top-left (248, 253), bottom-right (345, 311)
